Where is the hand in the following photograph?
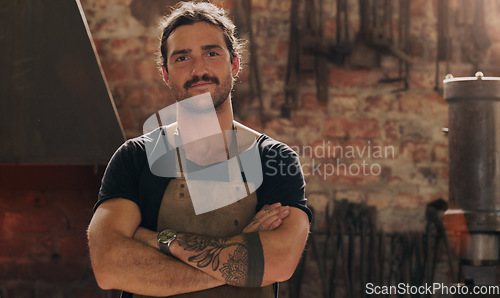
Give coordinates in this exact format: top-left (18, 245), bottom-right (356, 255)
top-left (242, 203), bottom-right (290, 233)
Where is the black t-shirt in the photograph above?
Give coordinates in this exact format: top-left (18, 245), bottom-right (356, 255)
top-left (95, 128), bottom-right (311, 297)
top-left (96, 129), bottom-right (312, 228)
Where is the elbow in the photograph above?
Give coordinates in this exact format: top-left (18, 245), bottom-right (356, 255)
top-left (91, 262), bottom-right (115, 290)
top-left (88, 234), bottom-right (117, 290)
top-left (264, 252), bottom-right (303, 283)
top-left (89, 249), bottom-right (115, 290)
top-left (274, 261), bottom-right (299, 282)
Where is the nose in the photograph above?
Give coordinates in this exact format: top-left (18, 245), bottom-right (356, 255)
top-left (191, 57), bottom-right (208, 77)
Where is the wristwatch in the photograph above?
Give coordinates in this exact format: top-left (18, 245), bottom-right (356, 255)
top-left (157, 229), bottom-right (177, 255)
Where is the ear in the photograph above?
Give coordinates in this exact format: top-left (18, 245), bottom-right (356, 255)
top-left (231, 55), bottom-right (240, 78)
top-left (162, 67), bottom-right (171, 87)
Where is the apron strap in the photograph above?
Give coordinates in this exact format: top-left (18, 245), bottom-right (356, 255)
top-left (174, 123), bottom-right (251, 196)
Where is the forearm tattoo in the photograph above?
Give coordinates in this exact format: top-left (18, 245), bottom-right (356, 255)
top-left (176, 232), bottom-right (264, 287)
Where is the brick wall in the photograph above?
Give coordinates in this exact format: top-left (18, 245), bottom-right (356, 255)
top-left (80, 0), bottom-right (500, 232)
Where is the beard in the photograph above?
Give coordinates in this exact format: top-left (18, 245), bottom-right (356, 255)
top-left (170, 72), bottom-right (234, 113)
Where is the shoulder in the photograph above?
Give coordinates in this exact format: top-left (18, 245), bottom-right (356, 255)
top-left (110, 128), bottom-right (169, 164)
top-left (234, 121), bottom-right (296, 156)
top-left (257, 135), bottom-right (299, 161)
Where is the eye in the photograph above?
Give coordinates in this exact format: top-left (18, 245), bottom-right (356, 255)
top-left (175, 56), bottom-right (188, 62)
top-left (207, 51), bottom-right (220, 57)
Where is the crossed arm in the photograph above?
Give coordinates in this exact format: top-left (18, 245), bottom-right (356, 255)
top-left (88, 198), bottom-right (310, 296)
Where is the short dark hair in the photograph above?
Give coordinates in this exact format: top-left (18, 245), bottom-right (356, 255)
top-left (158, 1), bottom-right (244, 72)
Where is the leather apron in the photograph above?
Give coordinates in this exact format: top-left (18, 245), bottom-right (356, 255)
top-left (133, 126), bottom-right (274, 298)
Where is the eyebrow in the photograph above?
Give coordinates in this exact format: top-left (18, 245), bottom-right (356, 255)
top-left (169, 44), bottom-right (224, 59)
top-left (202, 44), bottom-right (224, 51)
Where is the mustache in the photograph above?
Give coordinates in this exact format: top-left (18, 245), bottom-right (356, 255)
top-left (184, 74), bottom-right (220, 90)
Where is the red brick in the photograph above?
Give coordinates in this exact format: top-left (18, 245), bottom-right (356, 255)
top-left (264, 117), bottom-right (291, 135)
top-left (329, 93), bottom-right (360, 115)
top-left (425, 92), bottom-right (448, 116)
top-left (301, 93), bottom-right (327, 112)
top-left (92, 38), bottom-right (108, 59)
top-left (410, 0), bottom-right (431, 17)
top-left (309, 139), bottom-right (341, 159)
top-left (269, 0), bottom-right (290, 12)
top-left (408, 37), bottom-right (425, 57)
top-left (122, 87), bottom-right (147, 108)
top-left (322, 19), bottom-right (336, 38)
top-left (110, 38), bottom-right (142, 59)
top-left (319, 159), bottom-right (381, 185)
top-left (384, 120), bottom-right (400, 140)
top-left (95, 0), bottom-right (124, 8)
top-left (260, 65), bottom-right (287, 87)
top-left (323, 118), bottom-right (349, 138)
top-left (306, 193), bottom-right (330, 231)
top-left (432, 142), bottom-right (449, 162)
top-left (275, 41), bottom-right (289, 59)
top-left (398, 93), bottom-right (422, 113)
top-left (134, 60), bottom-right (161, 81)
top-left (117, 108), bottom-right (135, 131)
top-left (238, 114), bottom-right (263, 131)
top-left (395, 193), bottom-right (423, 208)
top-left (145, 37), bottom-right (161, 56)
top-left (210, 0), bottom-right (233, 10)
top-left (349, 118), bottom-right (380, 139)
top-left (373, 141), bottom-right (398, 158)
top-left (401, 141), bottom-right (430, 162)
top-left (101, 60), bottom-right (131, 82)
top-left (409, 71), bottom-right (435, 89)
top-left (366, 192), bottom-right (393, 210)
top-left (328, 68), bottom-right (381, 87)
top-left (364, 94), bottom-right (393, 112)
top-left (338, 140), bottom-right (368, 159)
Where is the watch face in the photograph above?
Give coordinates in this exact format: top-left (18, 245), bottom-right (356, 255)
top-left (158, 229), bottom-right (176, 244)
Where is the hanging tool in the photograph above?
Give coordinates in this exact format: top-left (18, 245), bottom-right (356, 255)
top-left (422, 198), bottom-right (458, 291)
top-left (434, 0), bottom-right (450, 93)
top-left (243, 0), bottom-right (265, 126)
top-left (303, 0), bottom-right (329, 103)
top-left (282, 0), bottom-right (300, 118)
top-left (231, 0), bottom-right (265, 124)
top-left (331, 0), bottom-right (351, 64)
top-left (378, 0), bottom-right (411, 92)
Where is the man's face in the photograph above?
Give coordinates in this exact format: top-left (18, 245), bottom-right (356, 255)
top-left (162, 22), bottom-right (239, 110)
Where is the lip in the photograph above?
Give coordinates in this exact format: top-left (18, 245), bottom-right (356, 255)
top-left (189, 82), bottom-right (214, 88)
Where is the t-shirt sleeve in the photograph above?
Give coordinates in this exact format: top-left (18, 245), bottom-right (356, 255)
top-left (94, 139), bottom-right (145, 212)
top-left (257, 137), bottom-right (313, 222)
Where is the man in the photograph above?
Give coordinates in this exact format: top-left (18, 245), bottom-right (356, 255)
top-left (87, 2), bottom-right (311, 297)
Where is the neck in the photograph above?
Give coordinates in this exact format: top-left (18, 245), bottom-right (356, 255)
top-left (176, 95), bottom-right (234, 164)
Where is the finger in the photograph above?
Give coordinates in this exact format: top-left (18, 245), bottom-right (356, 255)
top-left (262, 202), bottom-right (281, 212)
top-left (254, 203), bottom-right (282, 220)
top-left (259, 207), bottom-right (290, 229)
top-left (268, 218), bottom-right (283, 230)
top-left (258, 217), bottom-right (283, 232)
